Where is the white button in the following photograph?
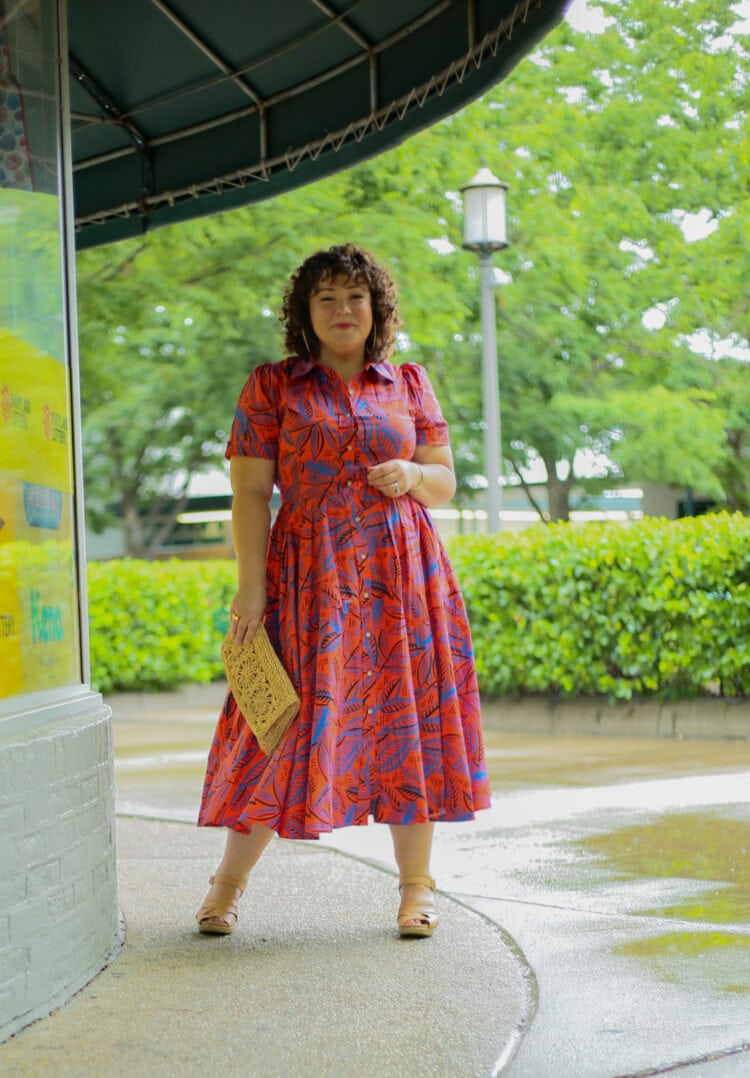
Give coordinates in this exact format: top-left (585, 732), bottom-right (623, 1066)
top-left (355, 516), bottom-right (361, 523)
top-left (367, 708), bottom-right (373, 715)
top-left (347, 480), bottom-right (353, 487)
top-left (366, 670), bottom-right (373, 677)
top-left (359, 553), bottom-right (366, 560)
top-left (366, 631), bottom-right (371, 638)
top-left (363, 592), bottom-right (369, 599)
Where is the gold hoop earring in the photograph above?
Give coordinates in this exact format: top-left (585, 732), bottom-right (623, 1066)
top-left (301, 328), bottom-right (312, 356)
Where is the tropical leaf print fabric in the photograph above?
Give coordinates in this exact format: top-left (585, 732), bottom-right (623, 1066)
top-left (198, 356), bottom-right (491, 840)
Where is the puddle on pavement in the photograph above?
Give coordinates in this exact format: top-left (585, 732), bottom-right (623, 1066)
top-left (615, 931), bottom-right (750, 995)
top-left (576, 814), bottom-right (750, 994)
top-left (573, 810), bottom-right (745, 996)
top-left (576, 813), bottom-right (750, 924)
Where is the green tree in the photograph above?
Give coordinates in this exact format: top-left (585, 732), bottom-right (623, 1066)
top-left (409, 0), bottom-right (750, 518)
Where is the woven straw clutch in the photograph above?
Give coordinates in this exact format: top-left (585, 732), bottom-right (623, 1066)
top-left (221, 624), bottom-right (301, 756)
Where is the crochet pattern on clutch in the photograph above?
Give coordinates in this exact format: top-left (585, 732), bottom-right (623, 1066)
top-left (221, 624), bottom-right (301, 756)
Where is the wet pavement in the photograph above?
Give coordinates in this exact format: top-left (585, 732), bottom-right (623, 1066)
top-left (9, 689), bottom-right (750, 1075)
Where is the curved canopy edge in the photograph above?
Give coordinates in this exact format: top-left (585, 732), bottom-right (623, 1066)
top-left (71, 0), bottom-right (570, 248)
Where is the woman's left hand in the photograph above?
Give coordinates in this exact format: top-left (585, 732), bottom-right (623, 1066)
top-left (367, 459), bottom-right (419, 499)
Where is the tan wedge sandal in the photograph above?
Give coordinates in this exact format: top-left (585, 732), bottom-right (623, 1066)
top-left (397, 875), bottom-right (438, 938)
top-left (195, 873), bottom-right (248, 935)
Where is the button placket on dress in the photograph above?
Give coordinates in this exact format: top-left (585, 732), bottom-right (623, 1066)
top-left (344, 374), bottom-right (382, 815)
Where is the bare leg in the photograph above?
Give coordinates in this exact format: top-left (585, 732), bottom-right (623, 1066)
top-left (389, 822), bottom-right (435, 929)
top-left (197, 824), bottom-right (275, 931)
top-left (216, 823), bottom-right (276, 880)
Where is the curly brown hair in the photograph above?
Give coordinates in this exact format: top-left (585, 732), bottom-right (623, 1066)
top-left (281, 244), bottom-right (402, 363)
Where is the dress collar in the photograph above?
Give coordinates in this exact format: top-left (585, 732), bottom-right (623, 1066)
top-left (286, 355), bottom-right (395, 384)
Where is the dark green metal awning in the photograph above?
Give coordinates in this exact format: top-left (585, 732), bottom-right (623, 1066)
top-left (69, 0), bottom-right (569, 248)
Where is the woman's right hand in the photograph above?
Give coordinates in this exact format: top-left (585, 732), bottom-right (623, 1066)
top-left (229, 586), bottom-right (267, 644)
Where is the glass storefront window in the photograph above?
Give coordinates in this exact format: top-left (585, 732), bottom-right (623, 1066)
top-left (0, 0), bottom-right (81, 698)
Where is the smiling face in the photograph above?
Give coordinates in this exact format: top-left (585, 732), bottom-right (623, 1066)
top-left (308, 273), bottom-right (373, 369)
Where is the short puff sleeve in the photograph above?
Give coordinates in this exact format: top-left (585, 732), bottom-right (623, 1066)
top-left (400, 362), bottom-right (450, 446)
top-left (225, 363), bottom-right (280, 461)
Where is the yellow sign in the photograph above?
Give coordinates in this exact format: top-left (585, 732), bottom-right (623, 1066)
top-left (0, 328), bottom-right (80, 696)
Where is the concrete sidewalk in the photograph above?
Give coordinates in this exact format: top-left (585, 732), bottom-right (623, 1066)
top-left (1, 816), bottom-right (531, 1077)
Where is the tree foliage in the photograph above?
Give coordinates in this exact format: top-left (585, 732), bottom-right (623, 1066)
top-left (414, 0), bottom-right (750, 517)
top-left (76, 0), bottom-right (750, 551)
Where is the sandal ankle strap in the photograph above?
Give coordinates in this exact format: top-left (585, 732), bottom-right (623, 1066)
top-left (399, 875), bottom-right (435, 891)
top-left (209, 873), bottom-right (249, 893)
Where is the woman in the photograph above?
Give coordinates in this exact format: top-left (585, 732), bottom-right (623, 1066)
top-left (196, 244), bottom-right (490, 938)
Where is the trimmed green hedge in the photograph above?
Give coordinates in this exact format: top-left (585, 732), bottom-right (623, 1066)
top-left (87, 558), bottom-right (237, 693)
top-left (87, 512), bottom-right (750, 699)
top-left (449, 512), bottom-right (750, 700)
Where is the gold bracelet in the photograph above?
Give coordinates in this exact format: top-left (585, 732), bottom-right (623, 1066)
top-left (412, 463), bottom-right (425, 491)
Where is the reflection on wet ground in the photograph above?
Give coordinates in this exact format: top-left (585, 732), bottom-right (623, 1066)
top-left (576, 813), bottom-right (750, 924)
top-left (483, 732), bottom-right (750, 789)
top-left (615, 932), bottom-right (750, 995)
top-left (566, 807), bottom-right (750, 999)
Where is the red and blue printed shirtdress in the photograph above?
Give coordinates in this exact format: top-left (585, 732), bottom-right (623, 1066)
top-left (198, 355), bottom-right (491, 840)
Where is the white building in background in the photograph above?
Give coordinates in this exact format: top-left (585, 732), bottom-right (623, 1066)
top-left (85, 463), bottom-right (712, 562)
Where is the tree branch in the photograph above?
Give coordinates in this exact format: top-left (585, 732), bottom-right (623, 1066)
top-left (143, 492), bottom-right (191, 558)
top-left (508, 458), bottom-right (548, 522)
top-left (182, 231), bottom-right (288, 286)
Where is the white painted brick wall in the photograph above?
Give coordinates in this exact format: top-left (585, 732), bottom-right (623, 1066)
top-left (0, 701), bottom-right (122, 1042)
